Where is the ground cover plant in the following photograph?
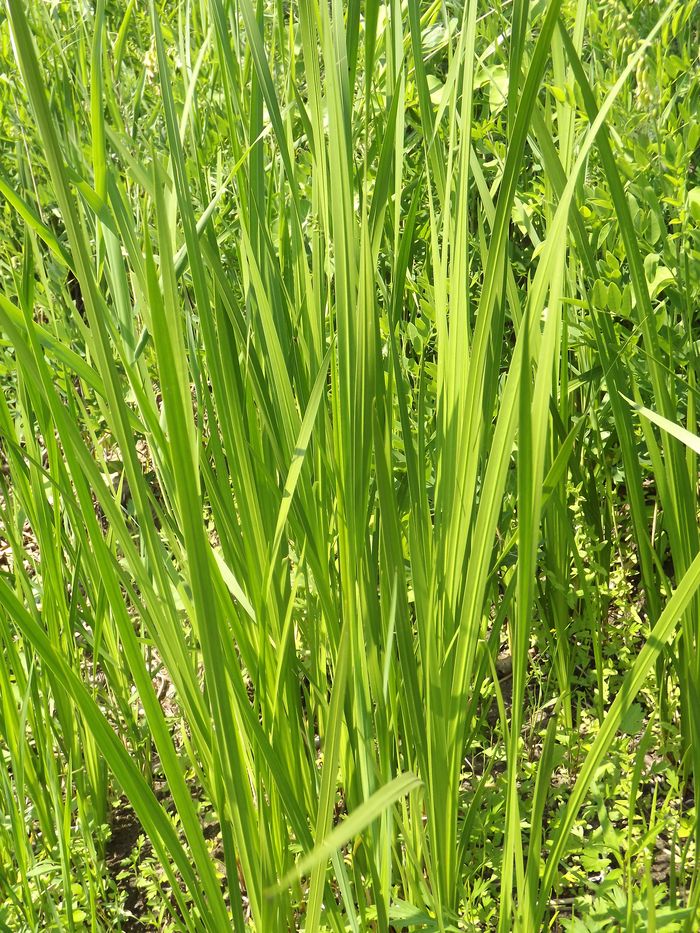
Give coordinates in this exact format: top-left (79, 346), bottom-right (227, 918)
top-left (0, 0), bottom-right (699, 928)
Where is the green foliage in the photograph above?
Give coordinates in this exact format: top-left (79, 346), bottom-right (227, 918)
top-left (0, 0), bottom-right (698, 930)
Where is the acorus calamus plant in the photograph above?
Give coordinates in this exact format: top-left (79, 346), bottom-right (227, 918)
top-left (1, 0), bottom-right (699, 929)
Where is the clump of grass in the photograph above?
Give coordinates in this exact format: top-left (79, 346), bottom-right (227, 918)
top-left (0, 0), bottom-right (699, 929)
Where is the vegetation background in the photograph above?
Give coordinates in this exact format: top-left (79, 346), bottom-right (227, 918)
top-left (0, 0), bottom-right (699, 929)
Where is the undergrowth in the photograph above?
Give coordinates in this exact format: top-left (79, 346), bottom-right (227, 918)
top-left (0, 0), bottom-right (699, 929)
